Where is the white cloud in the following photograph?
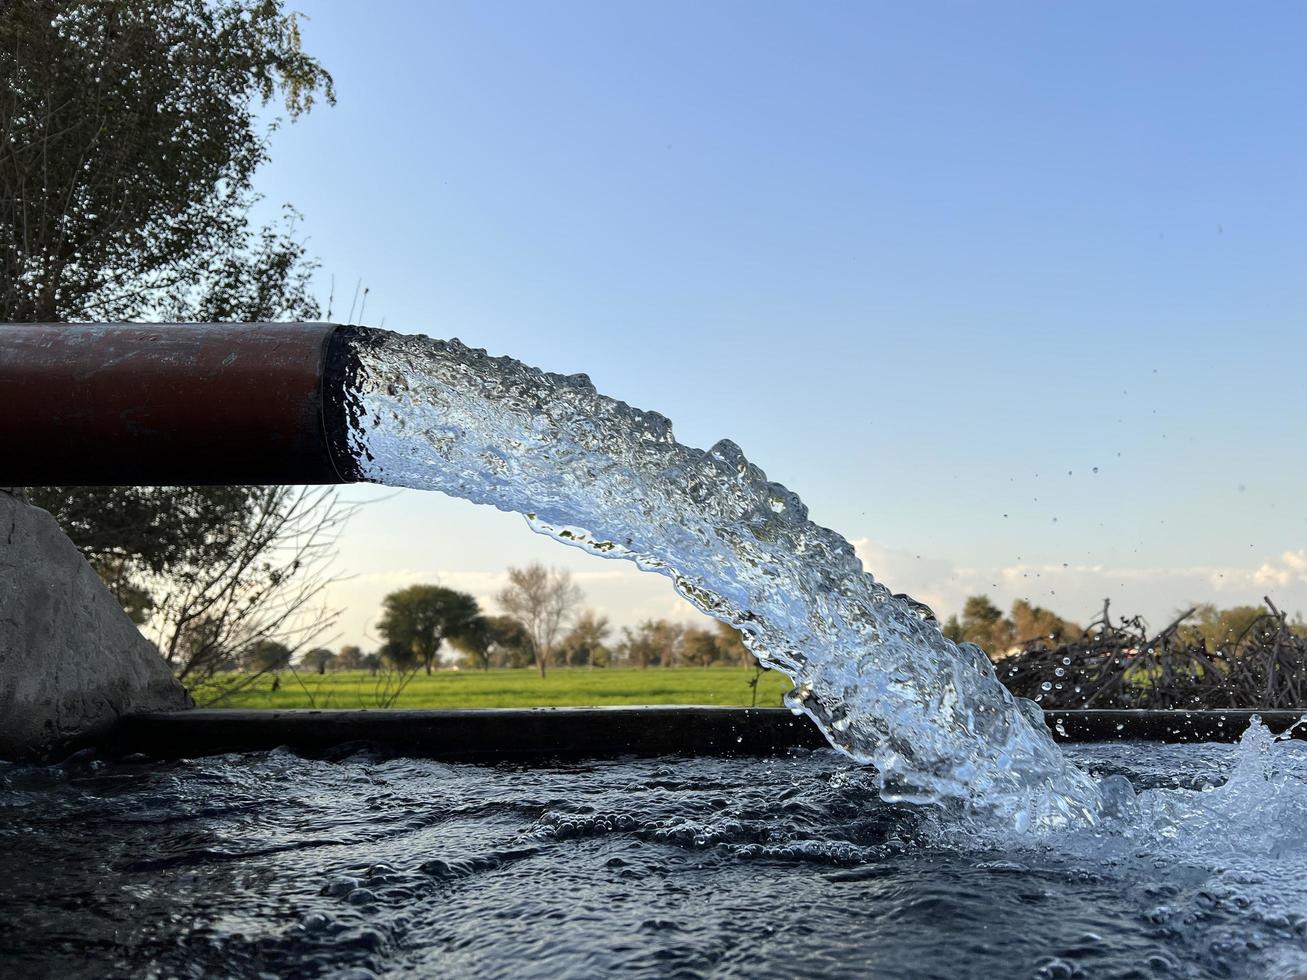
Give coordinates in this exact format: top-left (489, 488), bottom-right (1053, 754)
top-left (1252, 550), bottom-right (1307, 589)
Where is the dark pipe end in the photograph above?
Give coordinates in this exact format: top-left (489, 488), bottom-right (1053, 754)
top-left (321, 324), bottom-right (369, 484)
top-left (0, 323), bottom-right (363, 486)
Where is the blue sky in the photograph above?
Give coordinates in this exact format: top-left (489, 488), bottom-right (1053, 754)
top-left (254, 2), bottom-right (1307, 648)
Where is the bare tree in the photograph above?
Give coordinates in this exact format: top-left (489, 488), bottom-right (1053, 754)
top-left (496, 564), bottom-right (583, 678)
top-left (148, 486), bottom-right (354, 704)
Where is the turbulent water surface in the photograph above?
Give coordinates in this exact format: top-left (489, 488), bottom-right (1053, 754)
top-left (5, 731), bottom-right (1307, 978)
top-left (339, 329), bottom-right (1099, 829)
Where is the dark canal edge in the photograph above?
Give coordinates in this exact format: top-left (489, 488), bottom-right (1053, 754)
top-left (101, 707), bottom-right (1307, 763)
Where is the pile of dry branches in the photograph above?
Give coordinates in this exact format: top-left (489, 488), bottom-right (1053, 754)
top-left (998, 597), bottom-right (1307, 709)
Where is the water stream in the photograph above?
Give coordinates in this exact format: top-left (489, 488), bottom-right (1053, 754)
top-left (335, 327), bottom-right (1102, 830)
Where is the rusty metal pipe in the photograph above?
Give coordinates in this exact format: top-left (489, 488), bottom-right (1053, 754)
top-left (0, 323), bottom-right (362, 486)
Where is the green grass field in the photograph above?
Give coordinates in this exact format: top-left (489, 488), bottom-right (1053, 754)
top-left (195, 667), bottom-right (792, 710)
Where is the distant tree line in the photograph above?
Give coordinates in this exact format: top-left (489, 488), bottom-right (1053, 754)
top-left (191, 552), bottom-right (1307, 714)
top-left (267, 562), bottom-right (759, 679)
top-left (942, 596), bottom-right (1080, 655)
top-left (948, 594), bottom-right (1307, 710)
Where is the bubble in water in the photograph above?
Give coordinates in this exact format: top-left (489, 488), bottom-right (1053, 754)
top-left (1097, 774), bottom-right (1136, 818)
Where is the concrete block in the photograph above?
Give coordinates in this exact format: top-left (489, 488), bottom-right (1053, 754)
top-left (0, 488), bottom-right (191, 759)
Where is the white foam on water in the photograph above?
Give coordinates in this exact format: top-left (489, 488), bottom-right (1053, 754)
top-left (1039, 721), bottom-right (1307, 978)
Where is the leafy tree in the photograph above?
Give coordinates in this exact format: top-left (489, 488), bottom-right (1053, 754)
top-left (360, 652), bottom-right (382, 676)
top-left (960, 595), bottom-right (1009, 652)
top-left (485, 616), bottom-right (536, 670)
top-left (377, 585), bottom-right (481, 675)
top-left (944, 595), bottom-right (1018, 654)
top-left (682, 627), bottom-right (721, 667)
top-left (1010, 599), bottom-right (1079, 647)
top-left (942, 614), bottom-right (965, 643)
top-left (714, 621), bottom-right (756, 668)
top-left (617, 619), bottom-right (685, 668)
top-left (945, 596), bottom-right (1079, 658)
top-left (240, 639), bottom-right (292, 673)
top-left (618, 621), bottom-right (658, 669)
top-left (558, 610), bottom-right (611, 668)
top-left (302, 648), bottom-right (335, 674)
top-left (496, 564), bottom-right (583, 678)
top-left (333, 645), bottom-right (364, 671)
top-left (448, 614), bottom-right (535, 671)
top-left (379, 639), bottom-right (415, 672)
top-left (26, 486), bottom-right (265, 624)
top-left (448, 616), bottom-right (491, 671)
top-left (5, 1), bottom-right (342, 682)
top-left (1181, 603), bottom-right (1268, 653)
top-left (1, 0), bottom-right (332, 322)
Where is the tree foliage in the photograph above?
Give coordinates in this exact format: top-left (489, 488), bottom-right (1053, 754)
top-left (681, 627), bottom-right (721, 668)
top-left (27, 485), bottom-right (264, 622)
top-left (943, 595), bottom-right (1080, 657)
top-left (1179, 604), bottom-right (1269, 652)
top-left (611, 619), bottom-right (756, 669)
top-left (302, 647), bottom-right (335, 674)
top-left (4, 1), bottom-right (344, 691)
top-left (449, 614), bottom-right (536, 671)
top-left (333, 645), bottom-right (364, 671)
top-left (617, 619), bottom-right (684, 669)
top-left (558, 610), bottom-right (611, 667)
top-left (1, 0), bottom-right (332, 322)
top-left (240, 638), bottom-right (292, 673)
top-left (714, 621), bottom-right (756, 668)
top-left (377, 585), bottom-right (481, 675)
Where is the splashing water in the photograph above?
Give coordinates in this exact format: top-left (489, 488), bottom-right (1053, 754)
top-left (335, 328), bottom-right (1102, 830)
